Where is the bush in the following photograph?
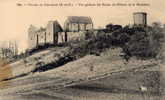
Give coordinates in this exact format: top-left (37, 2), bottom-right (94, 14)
top-left (123, 24), bottom-right (164, 59)
top-left (124, 32), bottom-right (153, 58)
top-left (69, 25), bottom-right (164, 60)
top-left (68, 31), bottom-right (113, 59)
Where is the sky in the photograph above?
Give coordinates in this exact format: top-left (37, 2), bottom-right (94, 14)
top-left (0, 0), bottom-right (165, 53)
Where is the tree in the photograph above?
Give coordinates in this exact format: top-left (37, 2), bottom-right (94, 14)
top-left (0, 41), bottom-right (18, 59)
top-left (123, 22), bottom-right (164, 59)
top-left (125, 32), bottom-right (151, 58)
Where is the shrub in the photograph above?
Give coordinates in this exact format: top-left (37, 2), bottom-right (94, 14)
top-left (123, 23), bottom-right (164, 59)
top-left (68, 31), bottom-right (113, 59)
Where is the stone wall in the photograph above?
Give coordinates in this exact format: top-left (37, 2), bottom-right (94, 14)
top-left (66, 31), bottom-right (86, 42)
top-left (37, 31), bottom-right (46, 45)
top-left (66, 23), bottom-right (93, 32)
top-left (28, 26), bottom-right (38, 49)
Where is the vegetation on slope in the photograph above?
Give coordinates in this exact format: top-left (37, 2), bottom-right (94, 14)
top-left (68, 23), bottom-right (164, 60)
top-left (3, 22), bottom-right (164, 73)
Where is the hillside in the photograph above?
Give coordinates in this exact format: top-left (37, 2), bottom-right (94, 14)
top-left (0, 25), bottom-right (164, 82)
top-left (0, 49), bottom-right (159, 94)
top-left (0, 38), bottom-right (162, 100)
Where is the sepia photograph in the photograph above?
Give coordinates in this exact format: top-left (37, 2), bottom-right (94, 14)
top-left (0, 0), bottom-right (165, 100)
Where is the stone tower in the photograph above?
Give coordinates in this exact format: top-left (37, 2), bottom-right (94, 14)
top-left (46, 21), bottom-right (63, 44)
top-left (133, 12), bottom-right (147, 27)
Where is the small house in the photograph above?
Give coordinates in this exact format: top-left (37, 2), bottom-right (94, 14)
top-left (64, 16), bottom-right (93, 32)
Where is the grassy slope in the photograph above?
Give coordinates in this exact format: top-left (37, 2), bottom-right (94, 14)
top-left (0, 48), bottom-right (159, 94)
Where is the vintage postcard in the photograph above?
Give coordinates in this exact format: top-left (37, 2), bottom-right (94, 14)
top-left (0, 0), bottom-right (164, 100)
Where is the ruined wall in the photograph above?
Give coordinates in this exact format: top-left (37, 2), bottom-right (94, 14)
top-left (85, 24), bottom-right (93, 30)
top-left (58, 32), bottom-right (67, 43)
top-left (46, 21), bottom-right (63, 44)
top-left (68, 24), bottom-right (78, 32)
top-left (46, 21), bottom-right (55, 44)
top-left (28, 26), bottom-right (38, 49)
top-left (37, 31), bottom-right (46, 45)
top-left (67, 31), bottom-right (86, 42)
top-left (67, 23), bottom-right (93, 32)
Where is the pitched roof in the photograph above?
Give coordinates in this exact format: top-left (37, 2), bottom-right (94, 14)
top-left (54, 20), bottom-right (63, 32)
top-left (66, 16), bottom-right (93, 24)
top-left (47, 20), bottom-right (63, 32)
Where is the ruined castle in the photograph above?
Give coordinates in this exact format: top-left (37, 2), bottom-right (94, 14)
top-left (28, 12), bottom-right (147, 49)
top-left (28, 16), bottom-right (93, 49)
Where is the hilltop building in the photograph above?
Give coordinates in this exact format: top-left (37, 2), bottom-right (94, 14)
top-left (64, 16), bottom-right (93, 32)
top-left (28, 20), bottom-right (63, 49)
top-left (133, 12), bottom-right (147, 27)
top-left (28, 16), bottom-right (94, 49)
top-left (46, 21), bottom-right (63, 44)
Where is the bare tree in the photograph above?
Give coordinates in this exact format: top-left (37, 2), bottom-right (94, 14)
top-left (0, 41), bottom-right (18, 59)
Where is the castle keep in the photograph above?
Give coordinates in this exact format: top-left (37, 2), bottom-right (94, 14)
top-left (28, 21), bottom-right (63, 49)
top-left (133, 12), bottom-right (147, 27)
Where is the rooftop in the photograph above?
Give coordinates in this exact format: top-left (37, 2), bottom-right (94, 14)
top-left (133, 12), bottom-right (147, 15)
top-left (65, 16), bottom-right (93, 24)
